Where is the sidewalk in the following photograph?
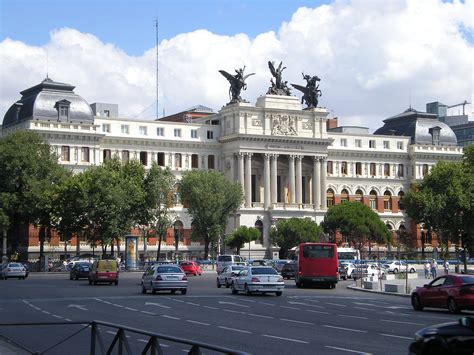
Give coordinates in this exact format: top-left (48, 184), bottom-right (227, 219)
top-left (347, 275), bottom-right (429, 298)
top-left (0, 335), bottom-right (30, 355)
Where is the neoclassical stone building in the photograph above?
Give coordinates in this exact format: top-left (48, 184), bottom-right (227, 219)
top-left (1, 78), bottom-right (463, 260)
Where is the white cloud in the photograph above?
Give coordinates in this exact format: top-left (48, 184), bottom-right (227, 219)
top-left (1, 0), bottom-right (472, 130)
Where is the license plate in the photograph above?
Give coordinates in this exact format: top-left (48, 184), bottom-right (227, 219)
top-left (263, 285), bottom-right (273, 288)
top-left (168, 276), bottom-right (179, 280)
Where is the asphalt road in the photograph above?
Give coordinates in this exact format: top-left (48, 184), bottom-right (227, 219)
top-left (0, 271), bottom-right (469, 355)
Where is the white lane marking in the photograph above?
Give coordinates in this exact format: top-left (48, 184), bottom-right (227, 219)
top-left (65, 318), bottom-right (72, 322)
top-left (125, 307), bottom-right (138, 311)
top-left (325, 302), bottom-right (347, 307)
top-left (353, 302), bottom-right (408, 310)
top-left (42, 311), bottom-right (51, 315)
top-left (186, 320), bottom-right (210, 326)
top-left (380, 333), bottom-right (413, 340)
top-left (307, 310), bottom-right (330, 315)
top-left (185, 302), bottom-right (201, 306)
top-left (67, 304), bottom-right (88, 311)
top-left (258, 302), bottom-right (275, 306)
top-left (141, 311), bottom-right (156, 315)
top-left (52, 315), bottom-right (63, 319)
top-left (171, 299), bottom-right (185, 303)
top-left (203, 305), bottom-right (218, 310)
top-left (145, 302), bottom-right (171, 309)
top-left (354, 307), bottom-right (376, 312)
top-left (34, 307), bottom-right (41, 311)
top-left (162, 315), bottom-right (180, 320)
top-left (113, 304), bottom-right (124, 308)
top-left (262, 334), bottom-right (309, 344)
top-left (325, 345), bottom-right (371, 354)
top-left (218, 301), bottom-right (250, 308)
top-left (247, 313), bottom-right (274, 319)
top-left (323, 325), bottom-right (367, 333)
top-left (280, 306), bottom-right (300, 310)
top-left (218, 326), bottom-right (251, 334)
top-left (137, 339), bottom-right (170, 347)
top-left (380, 319), bottom-right (424, 326)
top-left (280, 318), bottom-right (314, 325)
top-left (288, 301), bottom-right (324, 309)
top-left (223, 309), bottom-right (244, 314)
top-left (338, 314), bottom-right (368, 320)
top-left (385, 311), bottom-right (410, 317)
top-left (233, 298), bottom-right (256, 303)
top-left (106, 331), bottom-right (116, 335)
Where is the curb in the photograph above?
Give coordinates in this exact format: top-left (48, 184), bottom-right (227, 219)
top-left (346, 284), bottom-right (411, 298)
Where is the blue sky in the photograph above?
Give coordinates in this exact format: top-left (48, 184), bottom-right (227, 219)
top-left (1, 0), bottom-right (330, 56)
top-left (1, 0), bottom-right (472, 128)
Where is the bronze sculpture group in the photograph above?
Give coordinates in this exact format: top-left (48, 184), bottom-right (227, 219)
top-left (219, 60), bottom-right (322, 109)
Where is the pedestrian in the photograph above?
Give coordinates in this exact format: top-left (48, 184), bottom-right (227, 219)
top-left (424, 261), bottom-right (431, 279)
top-left (430, 259), bottom-right (438, 279)
top-left (444, 260), bottom-right (449, 274)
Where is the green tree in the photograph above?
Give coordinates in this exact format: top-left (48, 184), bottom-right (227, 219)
top-left (225, 226), bottom-right (261, 255)
top-left (178, 170), bottom-right (243, 259)
top-left (270, 217), bottom-right (323, 258)
top-left (0, 131), bottom-right (69, 260)
top-left (322, 202), bottom-right (391, 254)
top-left (404, 154), bottom-right (473, 270)
top-left (141, 163), bottom-right (175, 260)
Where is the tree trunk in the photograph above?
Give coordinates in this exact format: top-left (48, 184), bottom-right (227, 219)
top-left (111, 241), bottom-right (114, 257)
top-left (116, 237), bottom-right (121, 259)
top-left (157, 233), bottom-right (163, 261)
top-left (204, 240), bottom-right (209, 260)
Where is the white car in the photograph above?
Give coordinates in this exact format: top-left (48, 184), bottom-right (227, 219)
top-left (230, 266), bottom-right (284, 296)
top-left (383, 261), bottom-right (416, 274)
top-left (340, 262), bottom-right (356, 279)
top-left (141, 264), bottom-right (188, 294)
top-left (216, 255), bottom-right (246, 274)
top-left (0, 263), bottom-right (28, 280)
top-left (217, 264), bottom-right (246, 288)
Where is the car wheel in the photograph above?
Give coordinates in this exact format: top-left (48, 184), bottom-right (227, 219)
top-left (393, 268), bottom-right (398, 274)
top-left (217, 278), bottom-right (222, 288)
top-left (231, 282), bottom-right (238, 295)
top-left (75, 276), bottom-right (79, 280)
top-left (276, 291), bottom-right (282, 297)
top-left (245, 284), bottom-right (252, 296)
top-left (410, 268), bottom-right (416, 273)
top-left (141, 283), bottom-right (147, 294)
top-left (181, 289), bottom-right (187, 295)
top-left (447, 297), bottom-right (460, 314)
top-left (411, 294), bottom-right (423, 311)
top-left (88, 279), bottom-right (92, 285)
top-left (171, 290), bottom-right (176, 294)
top-left (296, 280), bottom-right (302, 288)
top-left (114, 280), bottom-right (118, 286)
top-left (225, 279), bottom-right (230, 288)
top-left (69, 275), bottom-right (73, 280)
top-left (93, 281), bottom-right (97, 285)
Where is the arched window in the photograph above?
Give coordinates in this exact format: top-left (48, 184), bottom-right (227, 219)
top-left (327, 189), bottom-right (335, 207)
top-left (398, 191), bottom-right (405, 210)
top-left (103, 149), bottom-right (111, 161)
top-left (355, 189), bottom-right (363, 203)
top-left (341, 189), bottom-right (349, 203)
top-left (173, 220), bottom-right (184, 244)
top-left (369, 190), bottom-right (377, 210)
top-left (255, 220), bottom-right (264, 245)
top-left (384, 191), bottom-right (392, 211)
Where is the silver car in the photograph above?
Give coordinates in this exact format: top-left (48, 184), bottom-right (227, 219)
top-left (141, 265), bottom-right (188, 295)
top-left (217, 265), bottom-right (246, 288)
top-left (231, 266), bottom-right (284, 296)
top-left (0, 263), bottom-right (28, 280)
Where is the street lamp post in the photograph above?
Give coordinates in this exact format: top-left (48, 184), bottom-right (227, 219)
top-left (76, 230), bottom-right (81, 257)
top-left (174, 226), bottom-right (179, 264)
top-left (2, 229), bottom-right (7, 265)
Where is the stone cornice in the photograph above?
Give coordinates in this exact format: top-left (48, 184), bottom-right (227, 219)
top-left (328, 149), bottom-right (408, 160)
top-left (101, 137), bottom-right (220, 151)
top-left (219, 133), bottom-right (333, 146)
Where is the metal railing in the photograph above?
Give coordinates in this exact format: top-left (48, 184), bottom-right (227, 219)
top-left (0, 320), bottom-right (249, 355)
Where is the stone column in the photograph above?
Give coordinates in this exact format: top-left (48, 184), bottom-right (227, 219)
top-left (320, 158), bottom-right (327, 209)
top-left (238, 153), bottom-right (245, 193)
top-left (288, 155), bottom-right (296, 204)
top-left (245, 153), bottom-right (252, 207)
top-left (295, 155), bottom-right (303, 205)
top-left (271, 154), bottom-right (278, 204)
top-left (264, 154), bottom-right (271, 209)
top-left (313, 157), bottom-right (321, 209)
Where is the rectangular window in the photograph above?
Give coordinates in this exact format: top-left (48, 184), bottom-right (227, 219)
top-left (341, 161), bottom-right (348, 175)
top-left (121, 125), bottom-right (129, 134)
top-left (122, 150), bottom-right (129, 163)
top-left (384, 163), bottom-right (390, 177)
top-left (59, 106), bottom-right (69, 118)
top-left (369, 198), bottom-right (376, 210)
top-left (102, 123), bottom-right (111, 133)
top-left (139, 151), bottom-right (147, 166)
top-left (157, 127), bottom-right (164, 136)
top-left (175, 153), bottom-right (182, 168)
top-left (327, 161), bottom-right (333, 174)
top-left (157, 152), bottom-right (165, 167)
top-left (355, 162), bottom-right (362, 175)
top-left (397, 141), bottom-right (404, 150)
top-left (81, 147), bottom-right (90, 162)
top-left (174, 129), bottom-right (181, 138)
top-left (370, 163), bottom-right (376, 176)
top-left (369, 140), bottom-right (376, 148)
top-left (103, 149), bottom-right (111, 161)
top-left (207, 130), bottom-right (214, 139)
top-left (191, 129), bottom-right (198, 139)
top-left (398, 164), bottom-right (404, 177)
top-left (383, 140), bottom-right (390, 149)
top-left (139, 126), bottom-right (147, 135)
top-left (340, 138), bottom-right (347, 147)
top-left (61, 146), bottom-right (70, 161)
top-left (208, 155), bottom-right (215, 169)
top-left (104, 110), bottom-right (110, 117)
top-left (355, 139), bottom-right (362, 148)
top-left (191, 154), bottom-right (199, 168)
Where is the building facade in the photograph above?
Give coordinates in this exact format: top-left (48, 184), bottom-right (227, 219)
top-left (1, 78), bottom-right (464, 261)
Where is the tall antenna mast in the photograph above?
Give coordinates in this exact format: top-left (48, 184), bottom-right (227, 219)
top-left (155, 19), bottom-right (159, 119)
top-left (46, 51), bottom-right (49, 79)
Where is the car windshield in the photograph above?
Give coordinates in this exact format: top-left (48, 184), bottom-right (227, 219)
top-left (231, 266), bottom-right (245, 271)
top-left (302, 245), bottom-right (334, 259)
top-left (76, 263), bottom-right (90, 267)
top-left (218, 256), bottom-right (232, 262)
top-left (156, 266), bottom-right (183, 274)
top-left (460, 276), bottom-right (474, 284)
top-left (9, 263), bottom-right (21, 267)
top-left (252, 267), bottom-right (278, 275)
top-left (180, 263), bottom-right (192, 266)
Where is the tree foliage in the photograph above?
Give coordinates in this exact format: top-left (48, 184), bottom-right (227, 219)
top-left (322, 202), bottom-right (391, 251)
top-left (178, 170), bottom-right (243, 259)
top-left (270, 217), bottom-right (323, 258)
top-left (404, 151), bottom-right (473, 258)
top-left (225, 226), bottom-right (261, 254)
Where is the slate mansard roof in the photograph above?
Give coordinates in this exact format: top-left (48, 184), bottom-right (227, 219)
top-left (2, 78), bottom-right (94, 127)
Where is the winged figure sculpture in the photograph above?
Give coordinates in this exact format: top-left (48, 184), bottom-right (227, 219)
top-left (291, 73), bottom-right (322, 109)
top-left (267, 60), bottom-right (291, 96)
top-left (219, 66), bottom-right (255, 105)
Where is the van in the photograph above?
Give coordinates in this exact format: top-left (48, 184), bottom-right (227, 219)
top-left (216, 255), bottom-right (245, 274)
top-left (89, 259), bottom-right (119, 285)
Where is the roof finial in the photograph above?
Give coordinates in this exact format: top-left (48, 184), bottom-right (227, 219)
top-left (46, 50), bottom-right (49, 79)
top-left (408, 87), bottom-right (412, 110)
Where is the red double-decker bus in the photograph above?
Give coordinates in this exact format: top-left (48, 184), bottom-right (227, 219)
top-left (295, 242), bottom-right (338, 289)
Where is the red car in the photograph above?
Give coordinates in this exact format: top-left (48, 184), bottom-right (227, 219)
top-left (411, 274), bottom-right (474, 313)
top-left (179, 261), bottom-right (202, 276)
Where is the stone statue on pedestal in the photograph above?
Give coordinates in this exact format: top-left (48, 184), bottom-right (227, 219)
top-left (291, 73), bottom-right (322, 109)
top-left (266, 61), bottom-right (292, 96)
top-left (219, 66), bottom-right (255, 105)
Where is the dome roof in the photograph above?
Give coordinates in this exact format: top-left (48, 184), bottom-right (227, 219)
top-left (2, 77), bottom-right (94, 127)
top-left (374, 108), bottom-right (457, 146)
